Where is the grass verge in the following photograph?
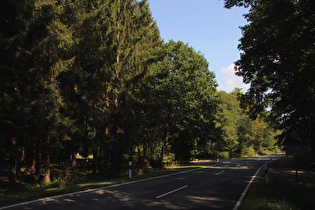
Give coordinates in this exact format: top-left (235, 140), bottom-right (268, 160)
top-left (0, 163), bottom-right (212, 208)
top-left (240, 153), bottom-right (315, 210)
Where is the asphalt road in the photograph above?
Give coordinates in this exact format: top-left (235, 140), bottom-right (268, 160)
top-left (1, 154), bottom-right (284, 210)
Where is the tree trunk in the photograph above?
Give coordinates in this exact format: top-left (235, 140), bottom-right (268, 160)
top-left (97, 145), bottom-right (103, 174)
top-left (35, 139), bottom-right (41, 177)
top-left (42, 135), bottom-right (51, 185)
top-left (9, 138), bottom-right (17, 183)
top-left (311, 118), bottom-right (315, 153)
top-left (137, 143), bottom-right (141, 166)
top-left (70, 147), bottom-right (76, 169)
top-left (110, 0), bottom-right (120, 177)
top-left (93, 149), bottom-right (98, 174)
top-left (110, 141), bottom-right (117, 176)
top-left (9, 158), bottom-right (17, 183)
top-left (160, 132), bottom-right (170, 168)
top-left (71, 151), bottom-right (76, 169)
top-left (103, 127), bottom-right (110, 174)
top-left (29, 140), bottom-right (36, 173)
top-left (17, 148), bottom-right (25, 179)
top-left (143, 142), bottom-right (148, 167)
top-left (160, 144), bottom-right (165, 168)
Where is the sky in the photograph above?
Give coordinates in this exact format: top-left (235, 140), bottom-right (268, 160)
top-left (147, 0), bottom-right (250, 93)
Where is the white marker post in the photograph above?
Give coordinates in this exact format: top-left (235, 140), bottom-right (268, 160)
top-left (129, 161), bottom-right (132, 179)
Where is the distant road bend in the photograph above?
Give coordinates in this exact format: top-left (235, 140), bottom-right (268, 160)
top-left (1, 154), bottom-right (284, 210)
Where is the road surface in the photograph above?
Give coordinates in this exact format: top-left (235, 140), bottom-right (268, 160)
top-left (1, 154), bottom-right (283, 210)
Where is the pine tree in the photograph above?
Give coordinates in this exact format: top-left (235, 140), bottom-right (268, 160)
top-left (72, 0), bottom-right (162, 175)
top-left (23, 0), bottom-right (75, 184)
top-left (0, 0), bottom-right (38, 182)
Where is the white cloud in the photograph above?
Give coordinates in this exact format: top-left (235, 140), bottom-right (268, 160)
top-left (219, 64), bottom-right (249, 93)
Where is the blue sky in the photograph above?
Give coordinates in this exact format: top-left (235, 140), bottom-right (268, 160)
top-left (147, 0), bottom-right (249, 93)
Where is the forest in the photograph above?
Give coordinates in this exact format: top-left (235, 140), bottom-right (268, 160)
top-left (1, 0), bottom-right (313, 187)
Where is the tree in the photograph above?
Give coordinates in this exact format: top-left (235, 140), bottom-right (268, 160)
top-left (215, 89), bottom-right (279, 157)
top-left (155, 40), bottom-right (219, 164)
top-left (224, 0), bottom-right (315, 151)
top-left (0, 0), bottom-right (38, 183)
top-left (0, 0), bottom-right (77, 184)
top-left (215, 90), bottom-right (242, 157)
top-left (27, 0), bottom-right (77, 185)
top-left (70, 0), bottom-right (162, 175)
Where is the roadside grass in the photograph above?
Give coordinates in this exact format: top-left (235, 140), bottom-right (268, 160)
top-left (7, 155), bottom-right (312, 209)
top-left (0, 162), bottom-right (213, 208)
top-left (241, 152), bottom-right (315, 210)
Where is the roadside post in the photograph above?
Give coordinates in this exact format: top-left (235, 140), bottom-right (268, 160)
top-left (129, 161), bottom-right (132, 179)
top-left (282, 127), bottom-right (306, 190)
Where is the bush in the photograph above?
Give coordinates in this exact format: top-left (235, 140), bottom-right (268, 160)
top-left (242, 146), bottom-right (256, 157)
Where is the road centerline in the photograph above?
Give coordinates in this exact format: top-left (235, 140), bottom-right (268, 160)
top-left (155, 185), bottom-right (189, 199)
top-left (215, 171), bottom-right (224, 175)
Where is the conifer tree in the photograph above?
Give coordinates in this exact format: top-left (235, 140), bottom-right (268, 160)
top-left (1, 0), bottom-right (77, 184)
top-left (0, 0), bottom-right (38, 182)
top-left (72, 0), bottom-right (162, 174)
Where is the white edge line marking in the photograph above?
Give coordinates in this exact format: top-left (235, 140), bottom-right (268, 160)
top-left (156, 185), bottom-right (188, 199)
top-left (0, 168), bottom-right (201, 210)
top-left (215, 171), bottom-right (224, 175)
top-left (233, 162), bottom-right (269, 210)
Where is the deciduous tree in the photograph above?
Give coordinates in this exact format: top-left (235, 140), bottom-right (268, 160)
top-left (224, 0), bottom-right (315, 151)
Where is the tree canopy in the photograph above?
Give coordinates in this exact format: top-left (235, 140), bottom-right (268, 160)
top-left (224, 0), bottom-right (315, 151)
top-left (154, 40), bottom-right (219, 163)
top-left (0, 0), bottom-right (281, 186)
top-left (215, 89), bottom-right (280, 158)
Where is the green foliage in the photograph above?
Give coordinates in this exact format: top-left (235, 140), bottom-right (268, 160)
top-left (224, 0), bottom-right (255, 9)
top-left (1, 0), bottom-right (281, 188)
top-left (1, 0), bottom-right (218, 183)
top-left (215, 89), bottom-right (280, 158)
top-left (224, 0), bottom-right (315, 152)
top-left (154, 40), bottom-right (219, 164)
